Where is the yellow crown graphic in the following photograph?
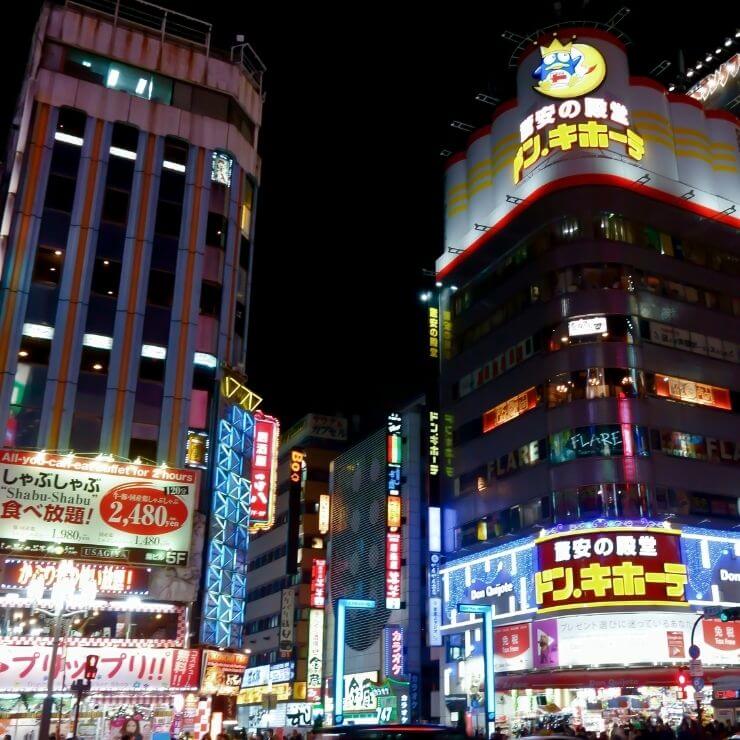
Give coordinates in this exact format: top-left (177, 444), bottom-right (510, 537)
top-left (540, 37), bottom-right (576, 57)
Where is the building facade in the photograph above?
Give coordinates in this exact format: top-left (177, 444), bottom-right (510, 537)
top-left (324, 401), bottom-right (434, 726)
top-left (238, 414), bottom-right (349, 731)
top-left (435, 28), bottom-right (740, 733)
top-left (0, 1), bottom-right (265, 736)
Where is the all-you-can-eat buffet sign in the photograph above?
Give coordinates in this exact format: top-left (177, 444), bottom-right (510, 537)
top-left (0, 449), bottom-right (197, 566)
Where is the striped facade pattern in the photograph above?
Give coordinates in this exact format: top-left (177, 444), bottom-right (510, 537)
top-left (0, 103), bottom-right (252, 466)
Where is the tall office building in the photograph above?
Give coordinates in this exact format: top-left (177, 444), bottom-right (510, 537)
top-left (434, 27), bottom-right (740, 731)
top-left (0, 1), bottom-right (267, 734)
top-left (0, 0), bottom-right (262, 462)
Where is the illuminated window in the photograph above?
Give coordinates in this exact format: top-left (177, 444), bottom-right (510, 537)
top-left (476, 521), bottom-right (488, 541)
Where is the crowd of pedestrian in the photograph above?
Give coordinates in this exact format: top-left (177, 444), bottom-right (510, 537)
top-left (505, 717), bottom-right (740, 740)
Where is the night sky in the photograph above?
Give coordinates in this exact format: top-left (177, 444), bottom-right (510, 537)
top-left (1, 1), bottom-right (732, 429)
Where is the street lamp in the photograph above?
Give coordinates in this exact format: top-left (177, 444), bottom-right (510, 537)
top-left (27, 560), bottom-right (98, 740)
top-left (458, 603), bottom-right (495, 736)
top-left (333, 598), bottom-right (376, 726)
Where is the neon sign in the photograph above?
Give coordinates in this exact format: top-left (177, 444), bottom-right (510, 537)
top-left (249, 413), bottom-right (280, 532)
top-left (318, 494), bottom-right (331, 534)
top-left (532, 39), bottom-right (607, 98)
top-left (482, 387), bottom-right (538, 433)
top-left (386, 413), bottom-right (402, 610)
top-left (307, 608), bottom-right (324, 703)
top-left (428, 306), bottom-right (439, 358)
top-left (535, 526), bottom-right (687, 613)
top-left (514, 98), bottom-right (645, 184)
top-left (310, 557), bottom-right (327, 608)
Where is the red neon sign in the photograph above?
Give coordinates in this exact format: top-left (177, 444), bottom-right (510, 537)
top-left (249, 414), bottom-right (279, 532)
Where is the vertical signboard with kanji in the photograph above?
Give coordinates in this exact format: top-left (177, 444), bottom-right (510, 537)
top-left (249, 414), bottom-right (280, 533)
top-left (279, 588), bottom-right (295, 658)
top-left (386, 413), bottom-right (402, 610)
top-left (307, 609), bottom-right (324, 703)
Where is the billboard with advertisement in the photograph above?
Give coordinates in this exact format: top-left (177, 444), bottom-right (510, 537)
top-left (241, 661), bottom-right (295, 689)
top-left (0, 558), bottom-right (150, 595)
top-left (549, 424), bottom-right (648, 464)
top-left (681, 527), bottom-right (740, 606)
top-left (201, 650), bottom-right (248, 695)
top-left (494, 622), bottom-right (533, 672)
top-left (0, 646), bottom-right (200, 691)
top-left (535, 525), bottom-right (687, 612)
top-left (0, 449), bottom-right (197, 566)
top-left (441, 537), bottom-right (536, 623)
top-left (531, 611), bottom-right (738, 668)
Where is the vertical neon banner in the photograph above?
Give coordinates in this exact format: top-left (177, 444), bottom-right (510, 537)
top-left (458, 603), bottom-right (495, 728)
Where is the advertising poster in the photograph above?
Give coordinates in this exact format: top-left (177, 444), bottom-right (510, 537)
top-left (0, 449), bottom-right (197, 566)
top-left (0, 646), bottom-right (200, 691)
top-left (533, 618), bottom-right (559, 668)
top-left (494, 622), bottom-right (533, 672)
top-left (681, 527), bottom-right (740, 606)
top-left (201, 650), bottom-right (248, 695)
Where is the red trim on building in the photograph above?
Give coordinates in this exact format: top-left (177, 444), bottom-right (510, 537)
top-left (497, 667), bottom-right (740, 691)
top-left (491, 99), bottom-right (519, 124)
top-left (706, 109), bottom-right (740, 125)
top-left (667, 92), bottom-right (705, 111)
top-left (467, 125), bottom-right (492, 147)
top-left (437, 173), bottom-right (740, 279)
top-left (444, 152), bottom-right (467, 171)
top-left (629, 76), bottom-right (667, 94)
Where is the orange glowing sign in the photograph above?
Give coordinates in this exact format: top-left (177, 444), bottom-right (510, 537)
top-left (387, 496), bottom-right (402, 530)
top-left (483, 387), bottom-right (538, 433)
top-left (655, 375), bottom-right (731, 410)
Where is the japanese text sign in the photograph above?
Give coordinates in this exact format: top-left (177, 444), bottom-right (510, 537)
top-left (201, 650), bottom-right (248, 695)
top-left (310, 558), bottom-right (327, 608)
top-left (0, 449), bottom-right (196, 566)
top-left (535, 526), bottom-right (687, 612)
top-left (384, 625), bottom-right (405, 678)
top-left (386, 532), bottom-right (402, 610)
top-left (514, 97), bottom-right (644, 184)
top-left (0, 645), bottom-right (199, 691)
top-left (249, 415), bottom-right (279, 532)
top-left (0, 559), bottom-right (149, 595)
top-left (483, 387), bottom-right (538, 433)
top-left (307, 608), bottom-right (324, 702)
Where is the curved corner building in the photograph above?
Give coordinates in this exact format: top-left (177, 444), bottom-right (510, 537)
top-left (435, 28), bottom-right (740, 732)
top-left (0, 1), bottom-right (267, 733)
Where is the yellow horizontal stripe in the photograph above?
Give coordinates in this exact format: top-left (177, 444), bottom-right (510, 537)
top-left (469, 169), bottom-right (492, 188)
top-left (538, 600), bottom-right (689, 614)
top-left (674, 135), bottom-right (709, 151)
top-left (711, 152), bottom-right (736, 163)
top-left (634, 121), bottom-right (673, 138)
top-left (632, 109), bottom-right (670, 126)
top-left (713, 164), bottom-right (737, 173)
top-left (447, 182), bottom-right (466, 196)
top-left (676, 149), bottom-right (712, 164)
top-left (469, 158), bottom-right (492, 177)
top-left (491, 131), bottom-right (519, 157)
top-left (491, 154), bottom-right (515, 179)
top-left (641, 133), bottom-right (674, 150)
top-left (468, 178), bottom-right (493, 197)
top-left (710, 142), bottom-right (735, 152)
top-left (673, 126), bottom-right (710, 143)
top-left (447, 192), bottom-right (468, 207)
top-left (447, 204), bottom-right (467, 217)
top-left (491, 142), bottom-right (519, 170)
